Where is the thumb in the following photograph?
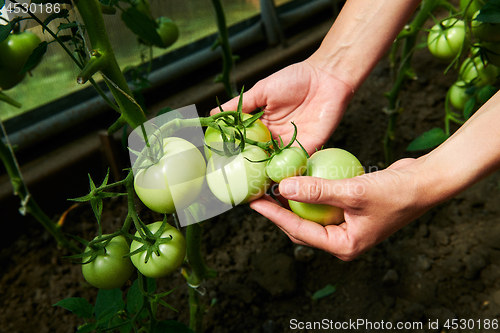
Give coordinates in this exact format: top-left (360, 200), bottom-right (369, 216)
top-left (279, 176), bottom-right (358, 209)
top-left (210, 81), bottom-right (267, 115)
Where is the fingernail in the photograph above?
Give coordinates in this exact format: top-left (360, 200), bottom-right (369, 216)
top-left (280, 179), bottom-right (298, 197)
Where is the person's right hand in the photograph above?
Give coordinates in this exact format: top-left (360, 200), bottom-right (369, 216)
top-left (211, 60), bottom-right (355, 153)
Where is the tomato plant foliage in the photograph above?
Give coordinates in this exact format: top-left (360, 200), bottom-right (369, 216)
top-left (408, 0), bottom-right (500, 152)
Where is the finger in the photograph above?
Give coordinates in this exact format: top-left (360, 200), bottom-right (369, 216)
top-left (387, 158), bottom-right (416, 170)
top-left (279, 176), bottom-right (357, 208)
top-left (210, 81), bottom-right (267, 115)
top-left (250, 197), bottom-right (352, 256)
top-left (267, 184), bottom-right (290, 207)
top-left (249, 198), bottom-right (308, 245)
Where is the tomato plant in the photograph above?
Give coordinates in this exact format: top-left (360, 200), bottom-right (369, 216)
top-left (81, 235), bottom-right (135, 290)
top-left (459, 55), bottom-right (498, 86)
top-left (448, 81), bottom-right (471, 110)
top-left (0, 31), bottom-right (42, 90)
top-left (206, 144), bottom-right (271, 205)
top-left (204, 112), bottom-right (271, 158)
top-left (480, 42), bottom-right (500, 67)
top-left (134, 137), bottom-right (206, 214)
top-left (460, 0), bottom-right (486, 19)
top-left (266, 146), bottom-right (308, 183)
top-left (289, 148), bottom-right (364, 225)
top-left (471, 11), bottom-right (500, 42)
top-left (156, 17), bottom-right (179, 48)
top-left (130, 221), bottom-right (186, 278)
top-left (427, 18), bottom-right (466, 61)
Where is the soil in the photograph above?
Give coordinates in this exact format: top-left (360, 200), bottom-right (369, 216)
top-left (1, 47), bottom-right (500, 333)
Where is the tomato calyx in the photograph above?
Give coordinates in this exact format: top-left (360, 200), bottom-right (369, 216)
top-left (245, 121), bottom-right (308, 164)
top-left (128, 219), bottom-right (178, 264)
top-left (66, 232), bottom-right (125, 264)
top-left (204, 123), bottom-right (246, 157)
top-left (205, 89), bottom-right (272, 156)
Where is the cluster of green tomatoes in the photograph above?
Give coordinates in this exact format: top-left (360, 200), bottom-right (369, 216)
top-left (426, 0), bottom-right (500, 111)
top-left (82, 109), bottom-right (364, 289)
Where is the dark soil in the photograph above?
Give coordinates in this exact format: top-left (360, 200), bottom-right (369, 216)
top-left (1, 47), bottom-right (500, 333)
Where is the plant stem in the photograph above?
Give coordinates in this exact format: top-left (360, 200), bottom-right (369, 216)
top-left (211, 0), bottom-right (237, 98)
top-left (185, 223), bottom-right (216, 332)
top-left (383, 0), bottom-right (440, 164)
top-left (0, 137), bottom-right (78, 252)
top-left (74, 0), bottom-right (147, 129)
top-left (13, 0), bottom-right (119, 113)
top-left (0, 91), bottom-right (22, 108)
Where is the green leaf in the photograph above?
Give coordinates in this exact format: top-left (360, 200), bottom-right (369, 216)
top-left (57, 22), bottom-right (79, 33)
top-left (0, 22), bottom-right (13, 43)
top-left (121, 7), bottom-right (163, 47)
top-left (54, 297), bottom-right (94, 319)
top-left (476, 85), bottom-right (498, 104)
top-left (21, 42), bottom-right (48, 74)
top-left (407, 128), bottom-right (448, 151)
top-left (56, 35), bottom-right (74, 43)
top-left (76, 322), bottom-right (98, 333)
top-left (32, 0), bottom-right (72, 4)
top-left (126, 279), bottom-right (144, 314)
top-left (311, 284), bottom-right (336, 300)
top-left (476, 0), bottom-right (500, 23)
top-left (463, 97), bottom-right (476, 120)
top-left (0, 1), bottom-right (5, 10)
top-left (156, 106), bottom-right (173, 116)
top-left (95, 289), bottom-right (124, 322)
top-left (152, 320), bottom-right (195, 333)
top-left (146, 276), bottom-right (157, 293)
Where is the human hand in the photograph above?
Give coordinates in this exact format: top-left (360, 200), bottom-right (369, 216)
top-left (250, 158), bottom-right (433, 261)
top-left (211, 60), bottom-right (355, 153)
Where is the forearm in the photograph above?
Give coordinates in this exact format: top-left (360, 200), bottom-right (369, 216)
top-left (308, 0), bottom-right (422, 91)
top-left (418, 90), bottom-right (500, 207)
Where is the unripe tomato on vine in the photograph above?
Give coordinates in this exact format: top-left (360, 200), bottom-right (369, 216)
top-left (427, 19), bottom-right (466, 61)
top-left (288, 148), bottom-right (365, 226)
top-left (0, 31), bottom-right (42, 90)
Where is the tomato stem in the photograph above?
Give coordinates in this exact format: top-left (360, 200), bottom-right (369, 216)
top-left (384, 0), bottom-right (441, 164)
top-left (211, 0), bottom-right (238, 98)
top-left (12, 0), bottom-right (120, 114)
top-left (185, 222), bottom-right (217, 332)
top-left (74, 0), bottom-right (147, 130)
top-left (0, 132), bottom-right (78, 252)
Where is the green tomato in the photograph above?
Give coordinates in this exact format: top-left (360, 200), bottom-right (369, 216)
top-left (427, 19), bottom-right (466, 61)
top-left (471, 11), bottom-right (500, 42)
top-left (130, 222), bottom-right (186, 278)
top-left (266, 147), bottom-right (307, 183)
top-left (460, 0), bottom-right (485, 20)
top-left (206, 145), bottom-right (271, 205)
top-left (81, 235), bottom-right (135, 289)
top-left (448, 81), bottom-right (470, 110)
top-left (134, 137), bottom-right (206, 214)
top-left (204, 113), bottom-right (271, 159)
top-left (0, 31), bottom-right (42, 90)
top-left (133, 0), bottom-right (152, 17)
top-left (480, 42), bottom-right (500, 67)
top-left (459, 55), bottom-right (498, 86)
top-left (156, 17), bottom-right (179, 48)
top-left (289, 148), bottom-right (364, 226)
